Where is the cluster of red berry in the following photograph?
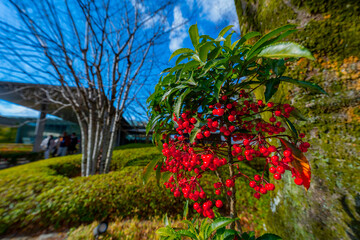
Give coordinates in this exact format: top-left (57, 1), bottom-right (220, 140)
top-left (158, 89), bottom-right (310, 218)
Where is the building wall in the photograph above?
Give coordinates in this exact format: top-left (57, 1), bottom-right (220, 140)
top-left (16, 121), bottom-right (81, 144)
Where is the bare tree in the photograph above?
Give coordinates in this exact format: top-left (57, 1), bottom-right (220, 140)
top-left (0, 0), bottom-right (177, 176)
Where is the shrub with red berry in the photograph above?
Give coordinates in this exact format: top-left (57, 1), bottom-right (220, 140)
top-left (146, 24), bottom-right (325, 223)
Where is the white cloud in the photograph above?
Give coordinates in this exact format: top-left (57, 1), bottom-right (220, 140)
top-left (130, 0), bottom-right (169, 30)
top-left (169, 6), bottom-right (188, 52)
top-left (194, 0), bottom-right (239, 32)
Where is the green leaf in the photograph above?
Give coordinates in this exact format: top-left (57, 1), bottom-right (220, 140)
top-left (256, 233), bottom-right (282, 240)
top-left (241, 231), bottom-right (256, 240)
top-left (177, 230), bottom-right (197, 239)
top-left (183, 60), bottom-right (200, 72)
top-left (257, 42), bottom-right (315, 60)
top-left (191, 54), bottom-right (202, 63)
top-left (218, 25), bottom-right (234, 38)
top-left (189, 127), bottom-right (200, 143)
top-left (208, 47), bottom-right (222, 61)
top-left (290, 107), bottom-right (307, 121)
top-left (247, 24), bottom-right (296, 60)
top-left (234, 31), bottom-right (261, 51)
top-left (183, 200), bottom-right (189, 220)
top-left (161, 88), bottom-right (177, 102)
top-left (156, 161), bottom-right (163, 186)
top-left (222, 229), bottom-right (239, 240)
top-left (264, 79), bottom-right (280, 102)
top-left (160, 67), bottom-right (172, 74)
top-left (214, 76), bottom-right (226, 101)
top-left (142, 158), bottom-right (160, 184)
top-left (170, 48), bottom-right (194, 61)
top-left (174, 89), bottom-right (191, 118)
top-left (161, 171), bottom-right (172, 182)
top-left (189, 24), bottom-right (200, 48)
top-left (206, 217), bottom-right (238, 239)
top-left (224, 31), bottom-right (234, 49)
top-left (164, 214), bottom-right (170, 227)
top-left (231, 39), bottom-right (240, 50)
top-left (199, 42), bottom-right (215, 62)
top-left (280, 76), bottom-right (327, 94)
top-left (146, 114), bottom-right (162, 135)
top-left (156, 226), bottom-right (178, 237)
top-left (175, 53), bottom-right (191, 65)
top-left (200, 58), bottom-right (226, 76)
top-left (215, 36), bottom-right (226, 42)
top-left (283, 117), bottom-right (298, 139)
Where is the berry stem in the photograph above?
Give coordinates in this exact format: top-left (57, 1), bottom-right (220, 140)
top-left (227, 137), bottom-right (241, 232)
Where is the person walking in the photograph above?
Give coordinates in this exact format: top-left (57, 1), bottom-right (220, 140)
top-left (57, 132), bottom-right (71, 156)
top-left (41, 135), bottom-right (55, 159)
top-left (68, 132), bottom-right (78, 154)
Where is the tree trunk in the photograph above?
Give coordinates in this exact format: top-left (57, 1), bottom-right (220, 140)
top-left (86, 109), bottom-right (94, 176)
top-left (234, 1), bottom-right (360, 239)
top-left (104, 117), bottom-right (120, 173)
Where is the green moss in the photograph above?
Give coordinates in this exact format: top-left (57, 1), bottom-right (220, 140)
top-left (235, 0), bottom-right (360, 62)
top-left (235, 1), bottom-right (360, 239)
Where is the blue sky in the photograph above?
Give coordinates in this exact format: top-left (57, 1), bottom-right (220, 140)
top-left (0, 0), bottom-right (240, 121)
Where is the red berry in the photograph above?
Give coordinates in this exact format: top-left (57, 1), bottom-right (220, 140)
top-left (226, 179), bottom-right (234, 188)
top-left (174, 190), bottom-right (181, 197)
top-left (268, 146), bottom-right (276, 152)
top-left (215, 200), bottom-right (223, 208)
top-left (294, 178), bottom-right (303, 185)
top-left (215, 189), bottom-right (221, 195)
top-left (194, 203), bottom-right (200, 209)
top-left (228, 115), bottom-right (235, 122)
top-left (249, 181), bottom-right (256, 188)
top-left (254, 192), bottom-right (261, 199)
top-left (274, 173), bottom-right (282, 180)
top-left (243, 139), bottom-right (250, 146)
top-left (226, 103), bottom-right (233, 109)
top-left (276, 166), bottom-right (285, 174)
top-left (283, 150), bottom-right (292, 157)
top-left (260, 188), bottom-right (267, 194)
top-left (217, 109), bottom-right (225, 116)
top-left (221, 95), bottom-right (228, 101)
top-left (204, 131), bottom-right (211, 137)
top-left (269, 166), bottom-right (276, 173)
top-left (269, 116), bottom-right (276, 122)
top-left (190, 117), bottom-right (197, 124)
top-left (265, 183), bottom-right (275, 191)
top-left (267, 102), bottom-right (274, 108)
top-left (275, 110), bottom-right (281, 116)
top-left (199, 191), bottom-right (206, 199)
top-left (227, 191), bottom-right (232, 196)
top-left (254, 174), bottom-right (261, 181)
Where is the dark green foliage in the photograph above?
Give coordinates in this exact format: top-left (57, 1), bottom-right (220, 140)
top-left (156, 215), bottom-right (282, 240)
top-left (147, 24), bottom-right (322, 146)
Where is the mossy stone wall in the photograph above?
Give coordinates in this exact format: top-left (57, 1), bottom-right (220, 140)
top-left (234, 1), bottom-right (360, 239)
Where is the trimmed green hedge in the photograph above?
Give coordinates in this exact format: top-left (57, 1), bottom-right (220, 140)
top-left (0, 144), bottom-right (269, 235)
top-left (0, 146), bottom-right (184, 234)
